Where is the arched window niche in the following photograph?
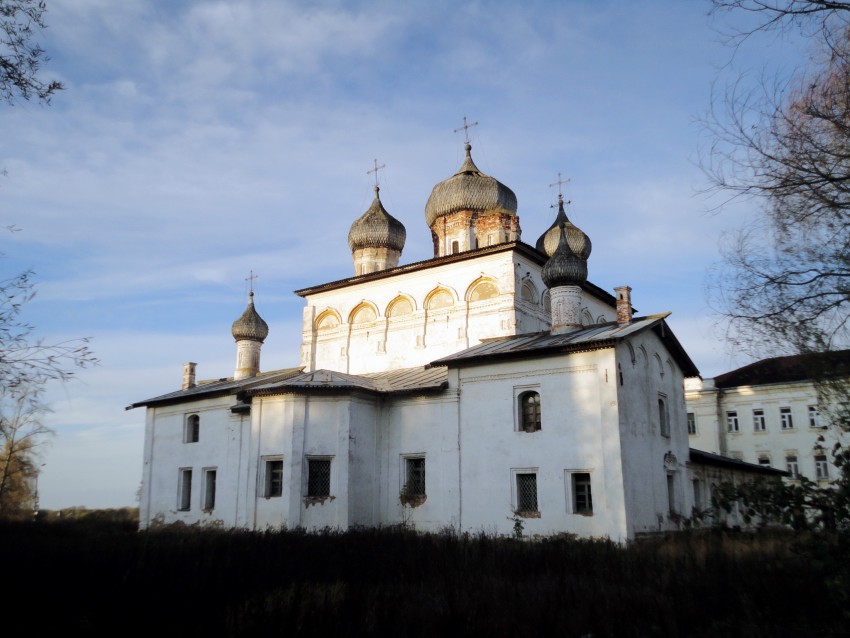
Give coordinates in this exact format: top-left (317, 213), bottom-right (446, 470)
top-left (467, 279), bottom-right (499, 303)
top-left (518, 391), bottom-right (542, 433)
top-left (315, 310), bottom-right (341, 331)
top-left (386, 296), bottom-right (414, 318)
top-left (350, 303), bottom-right (378, 325)
top-left (426, 288), bottom-right (455, 310)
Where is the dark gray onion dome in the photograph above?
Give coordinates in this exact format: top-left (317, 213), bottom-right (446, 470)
top-left (232, 292), bottom-right (269, 342)
top-left (424, 143), bottom-right (517, 227)
top-left (348, 186), bottom-right (407, 252)
top-left (542, 224), bottom-right (588, 288)
top-left (536, 195), bottom-right (592, 259)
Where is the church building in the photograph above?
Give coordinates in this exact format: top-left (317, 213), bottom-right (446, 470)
top-left (130, 138), bottom-right (776, 540)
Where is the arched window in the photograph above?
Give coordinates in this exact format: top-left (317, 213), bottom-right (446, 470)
top-left (658, 396), bottom-right (669, 437)
top-left (426, 289), bottom-right (454, 310)
top-left (387, 297), bottom-right (413, 317)
top-left (316, 311), bottom-right (340, 331)
top-left (350, 304), bottom-right (377, 324)
top-left (451, 240), bottom-right (460, 254)
top-left (519, 391), bottom-right (541, 432)
top-left (469, 280), bottom-right (499, 302)
top-left (521, 281), bottom-right (538, 303)
top-left (542, 291), bottom-right (551, 313)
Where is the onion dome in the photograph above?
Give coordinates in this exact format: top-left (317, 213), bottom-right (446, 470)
top-left (542, 224), bottom-right (588, 288)
top-left (231, 291), bottom-right (269, 342)
top-left (536, 194), bottom-right (592, 259)
top-left (348, 186), bottom-right (407, 252)
top-left (424, 143), bottom-right (518, 227)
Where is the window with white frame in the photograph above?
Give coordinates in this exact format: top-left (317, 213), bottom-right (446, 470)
top-left (808, 405), bottom-right (821, 428)
top-left (780, 407), bottom-right (794, 430)
top-left (687, 412), bottom-right (696, 436)
top-left (178, 468), bottom-right (192, 511)
top-left (518, 390), bottom-right (541, 433)
top-left (757, 455), bottom-right (771, 468)
top-left (513, 471), bottom-right (539, 517)
top-left (786, 454), bottom-right (799, 479)
top-left (753, 409), bottom-right (766, 432)
top-left (815, 454), bottom-right (830, 480)
top-left (184, 414), bottom-right (200, 443)
top-left (570, 472), bottom-right (593, 515)
top-left (202, 468), bottom-right (216, 511)
top-left (263, 457), bottom-right (283, 498)
top-left (658, 395), bottom-right (670, 438)
top-left (403, 456), bottom-right (426, 497)
top-left (726, 411), bottom-right (739, 433)
top-left (306, 458), bottom-right (332, 497)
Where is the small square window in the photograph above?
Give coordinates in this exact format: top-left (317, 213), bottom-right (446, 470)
top-left (178, 468), bottom-right (192, 511)
top-left (758, 456), bottom-right (771, 468)
top-left (515, 472), bottom-right (538, 516)
top-left (687, 412), bottom-right (696, 436)
top-left (307, 458), bottom-right (331, 497)
top-left (203, 468), bottom-right (216, 511)
top-left (184, 414), bottom-right (200, 443)
top-left (264, 458), bottom-right (283, 498)
top-left (780, 407), bottom-right (794, 430)
top-left (753, 409), bottom-right (766, 432)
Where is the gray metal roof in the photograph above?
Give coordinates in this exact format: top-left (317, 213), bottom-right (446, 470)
top-left (249, 365), bottom-right (448, 397)
top-left (430, 313), bottom-right (700, 377)
top-left (689, 448), bottom-right (788, 477)
top-left (126, 367), bottom-right (303, 410)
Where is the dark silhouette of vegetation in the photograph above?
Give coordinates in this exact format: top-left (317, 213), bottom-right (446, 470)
top-left (0, 0), bottom-right (62, 105)
top-left (0, 521), bottom-right (847, 636)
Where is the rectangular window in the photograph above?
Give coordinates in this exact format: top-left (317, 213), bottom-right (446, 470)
top-left (518, 390), bottom-right (542, 432)
top-left (692, 479), bottom-right (702, 510)
top-left (572, 472), bottom-right (593, 515)
top-left (786, 455), bottom-right (799, 479)
top-left (184, 414), bottom-right (200, 443)
top-left (726, 411), bottom-right (739, 433)
top-left (758, 456), bottom-right (771, 468)
top-left (264, 458), bottom-right (283, 498)
top-left (808, 405), bottom-right (820, 428)
top-left (780, 407), bottom-right (794, 430)
top-left (515, 472), bottom-right (538, 516)
top-left (307, 458), bottom-right (331, 497)
top-left (752, 409), bottom-right (766, 432)
top-left (404, 457), bottom-right (426, 496)
top-left (178, 468), bottom-right (192, 511)
top-left (687, 412), bottom-right (696, 436)
top-left (658, 395), bottom-right (670, 438)
top-left (203, 469), bottom-right (216, 511)
top-left (815, 454), bottom-right (830, 480)
top-left (667, 474), bottom-right (676, 515)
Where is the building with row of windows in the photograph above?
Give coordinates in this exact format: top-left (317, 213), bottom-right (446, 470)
top-left (685, 351), bottom-right (850, 484)
top-left (131, 138), bottom-right (778, 540)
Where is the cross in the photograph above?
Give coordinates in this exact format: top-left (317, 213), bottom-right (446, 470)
top-left (453, 115), bottom-right (479, 144)
top-left (246, 270), bottom-right (258, 294)
top-left (367, 158), bottom-right (386, 187)
top-left (548, 172), bottom-right (571, 208)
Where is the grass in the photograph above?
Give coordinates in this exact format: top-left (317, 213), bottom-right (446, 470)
top-left (1, 521), bottom-right (846, 637)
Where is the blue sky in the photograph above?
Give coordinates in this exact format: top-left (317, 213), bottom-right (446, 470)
top-left (1, 1), bottom-right (810, 508)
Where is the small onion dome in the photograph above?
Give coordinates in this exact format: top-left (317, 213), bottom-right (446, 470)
top-left (348, 186), bottom-right (407, 252)
top-left (231, 291), bottom-right (269, 342)
top-left (542, 224), bottom-right (588, 288)
top-left (536, 195), bottom-right (592, 259)
top-left (424, 143), bottom-right (517, 227)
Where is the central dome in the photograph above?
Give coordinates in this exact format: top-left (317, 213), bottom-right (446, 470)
top-left (424, 143), bottom-right (517, 227)
top-left (348, 186), bottom-right (406, 252)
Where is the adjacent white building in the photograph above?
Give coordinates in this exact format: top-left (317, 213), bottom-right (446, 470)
top-left (686, 352), bottom-right (850, 484)
top-left (131, 140), bottom-right (778, 540)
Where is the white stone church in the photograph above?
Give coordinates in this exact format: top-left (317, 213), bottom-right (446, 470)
top-left (130, 141), bottom-right (778, 540)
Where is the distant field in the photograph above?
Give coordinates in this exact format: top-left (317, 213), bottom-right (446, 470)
top-left (1, 521), bottom-right (846, 636)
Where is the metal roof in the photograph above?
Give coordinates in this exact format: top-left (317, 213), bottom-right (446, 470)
top-left (249, 365), bottom-right (448, 397)
top-left (689, 448), bottom-right (789, 477)
top-left (712, 349), bottom-right (850, 389)
top-left (429, 313), bottom-right (699, 377)
top-left (126, 367), bottom-right (304, 410)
